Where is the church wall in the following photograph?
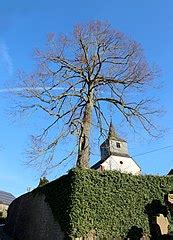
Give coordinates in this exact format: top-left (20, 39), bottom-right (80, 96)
top-left (101, 155), bottom-right (141, 175)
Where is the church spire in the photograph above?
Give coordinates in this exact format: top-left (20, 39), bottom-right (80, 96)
top-left (108, 122), bottom-right (126, 142)
top-left (108, 121), bottom-right (117, 140)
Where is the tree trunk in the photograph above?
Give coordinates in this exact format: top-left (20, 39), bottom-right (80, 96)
top-left (76, 89), bottom-right (93, 168)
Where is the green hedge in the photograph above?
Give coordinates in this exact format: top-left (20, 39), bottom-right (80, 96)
top-left (37, 168), bottom-right (173, 238)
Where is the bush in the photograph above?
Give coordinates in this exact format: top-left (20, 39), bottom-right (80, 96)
top-left (37, 168), bottom-right (173, 238)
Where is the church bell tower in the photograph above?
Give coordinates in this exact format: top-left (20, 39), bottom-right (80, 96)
top-left (91, 122), bottom-right (141, 175)
top-left (100, 122), bottom-right (129, 160)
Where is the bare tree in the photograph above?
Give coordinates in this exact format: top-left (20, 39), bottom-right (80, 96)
top-left (15, 21), bottom-right (160, 171)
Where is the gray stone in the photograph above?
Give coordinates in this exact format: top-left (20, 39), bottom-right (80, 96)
top-left (5, 192), bottom-right (64, 240)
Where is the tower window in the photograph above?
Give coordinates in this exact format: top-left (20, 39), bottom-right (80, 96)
top-left (116, 142), bottom-right (121, 148)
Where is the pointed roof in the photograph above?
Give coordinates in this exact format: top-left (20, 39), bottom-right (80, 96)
top-left (167, 169), bottom-right (173, 175)
top-left (108, 122), bottom-right (126, 142)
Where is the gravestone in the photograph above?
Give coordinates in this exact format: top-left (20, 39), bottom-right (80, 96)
top-left (156, 214), bottom-right (169, 235)
top-left (168, 194), bottom-right (173, 204)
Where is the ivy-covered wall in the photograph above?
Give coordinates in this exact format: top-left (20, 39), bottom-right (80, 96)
top-left (38, 169), bottom-right (173, 238)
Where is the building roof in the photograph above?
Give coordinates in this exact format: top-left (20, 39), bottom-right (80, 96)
top-left (167, 169), bottom-right (173, 175)
top-left (0, 190), bottom-right (15, 205)
top-left (108, 122), bottom-right (126, 142)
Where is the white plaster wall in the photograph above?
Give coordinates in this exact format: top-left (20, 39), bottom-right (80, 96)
top-left (101, 155), bottom-right (141, 175)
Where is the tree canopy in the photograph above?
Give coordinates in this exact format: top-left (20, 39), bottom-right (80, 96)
top-left (16, 21), bottom-right (160, 173)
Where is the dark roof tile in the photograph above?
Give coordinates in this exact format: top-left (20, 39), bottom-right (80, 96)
top-left (167, 169), bottom-right (173, 175)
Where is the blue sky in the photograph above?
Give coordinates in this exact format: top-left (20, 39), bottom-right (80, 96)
top-left (0, 0), bottom-right (173, 197)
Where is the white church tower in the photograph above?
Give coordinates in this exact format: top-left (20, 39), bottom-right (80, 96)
top-left (91, 122), bottom-right (141, 175)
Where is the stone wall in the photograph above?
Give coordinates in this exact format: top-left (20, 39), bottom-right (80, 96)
top-left (4, 191), bottom-right (64, 240)
top-left (0, 203), bottom-right (8, 218)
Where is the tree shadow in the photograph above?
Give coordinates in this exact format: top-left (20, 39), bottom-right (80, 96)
top-left (165, 192), bottom-right (173, 239)
top-left (126, 226), bottom-right (143, 240)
